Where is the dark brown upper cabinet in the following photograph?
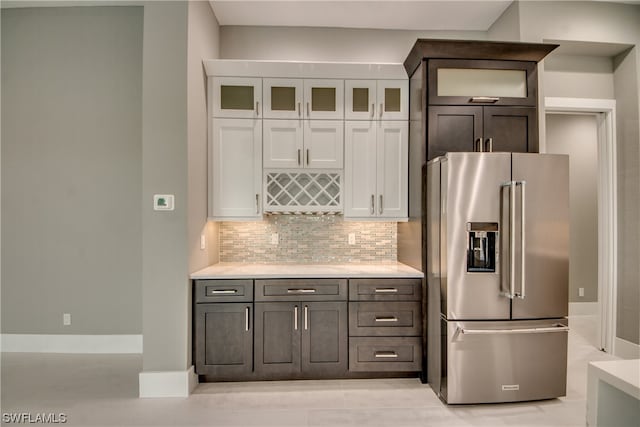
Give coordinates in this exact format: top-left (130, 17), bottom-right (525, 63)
top-left (427, 59), bottom-right (537, 107)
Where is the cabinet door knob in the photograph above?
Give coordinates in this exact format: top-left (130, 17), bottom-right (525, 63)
top-left (297, 149), bottom-right (301, 166)
top-left (306, 149), bottom-right (310, 166)
top-left (255, 101), bottom-right (259, 115)
top-left (380, 103), bottom-right (383, 118)
top-left (304, 305), bottom-right (308, 330)
top-left (245, 307), bottom-right (250, 331)
top-left (255, 194), bottom-right (259, 214)
top-left (379, 195), bottom-right (383, 214)
top-left (371, 103), bottom-right (375, 118)
top-left (370, 194), bottom-right (375, 214)
top-left (298, 102), bottom-right (301, 117)
top-left (474, 137), bottom-right (484, 152)
top-left (294, 306), bottom-right (298, 330)
top-left (306, 102), bottom-right (310, 117)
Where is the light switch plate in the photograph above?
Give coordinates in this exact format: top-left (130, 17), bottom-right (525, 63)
top-left (153, 194), bottom-right (174, 211)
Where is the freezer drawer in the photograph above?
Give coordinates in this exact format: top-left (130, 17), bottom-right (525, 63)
top-left (442, 319), bottom-right (568, 404)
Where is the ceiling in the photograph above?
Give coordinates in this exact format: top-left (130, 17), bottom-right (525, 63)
top-left (209, 1), bottom-right (514, 31)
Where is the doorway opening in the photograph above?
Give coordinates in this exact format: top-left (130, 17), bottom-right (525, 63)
top-left (544, 98), bottom-right (617, 354)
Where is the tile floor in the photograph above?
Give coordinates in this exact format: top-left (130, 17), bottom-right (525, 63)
top-left (1, 315), bottom-right (619, 426)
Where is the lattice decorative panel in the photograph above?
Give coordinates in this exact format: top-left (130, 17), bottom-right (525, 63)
top-left (264, 170), bottom-right (343, 213)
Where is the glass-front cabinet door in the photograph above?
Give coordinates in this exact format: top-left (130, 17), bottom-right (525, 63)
top-left (377, 80), bottom-right (408, 121)
top-left (345, 80), bottom-right (376, 120)
top-left (263, 78), bottom-right (303, 119)
top-left (303, 79), bottom-right (344, 120)
top-left (428, 59), bottom-right (536, 106)
top-left (212, 77), bottom-right (262, 118)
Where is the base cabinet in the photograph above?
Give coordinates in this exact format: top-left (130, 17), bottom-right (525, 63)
top-left (255, 301), bottom-right (348, 379)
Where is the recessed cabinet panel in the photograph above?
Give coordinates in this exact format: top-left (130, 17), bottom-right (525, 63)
top-left (344, 121), bottom-right (377, 217)
top-left (427, 106), bottom-right (482, 161)
top-left (212, 77), bottom-right (262, 118)
top-left (263, 119), bottom-right (304, 168)
top-left (211, 118), bottom-right (262, 219)
top-left (377, 121), bottom-right (408, 219)
top-left (263, 78), bottom-right (303, 119)
top-left (302, 302), bottom-right (348, 376)
top-left (303, 121), bottom-right (344, 169)
top-left (254, 302), bottom-right (301, 378)
top-left (304, 79), bottom-right (344, 119)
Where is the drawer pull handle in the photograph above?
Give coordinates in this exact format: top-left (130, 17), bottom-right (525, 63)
top-left (470, 96), bottom-right (499, 103)
top-left (374, 288), bottom-right (398, 293)
top-left (287, 289), bottom-right (316, 293)
top-left (210, 289), bottom-right (238, 295)
top-left (374, 351), bottom-right (398, 359)
top-left (375, 316), bottom-right (398, 322)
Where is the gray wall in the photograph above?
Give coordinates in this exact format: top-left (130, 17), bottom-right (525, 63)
top-left (546, 114), bottom-right (599, 303)
top-left (544, 55), bottom-right (615, 100)
top-left (1, 6), bottom-right (143, 335)
top-left (487, 0), bottom-right (520, 41)
top-left (613, 48), bottom-right (640, 345)
top-left (220, 26), bottom-right (485, 62)
top-left (140, 1), bottom-right (190, 372)
top-left (187, 0), bottom-right (220, 274)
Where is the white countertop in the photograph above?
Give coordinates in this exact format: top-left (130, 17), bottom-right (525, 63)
top-left (588, 359), bottom-right (640, 399)
top-left (190, 262), bottom-right (424, 279)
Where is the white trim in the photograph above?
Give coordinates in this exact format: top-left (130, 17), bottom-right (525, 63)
top-left (614, 337), bottom-right (640, 360)
top-left (569, 302), bottom-right (599, 317)
top-left (544, 97), bottom-right (617, 355)
top-left (0, 334), bottom-right (142, 354)
top-left (139, 366), bottom-right (198, 398)
top-left (204, 59), bottom-right (408, 79)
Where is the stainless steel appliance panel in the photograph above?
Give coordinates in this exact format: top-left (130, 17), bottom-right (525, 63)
top-left (443, 153), bottom-right (511, 320)
top-left (511, 153), bottom-right (569, 319)
top-left (426, 159), bottom-right (442, 388)
top-left (444, 319), bottom-right (568, 404)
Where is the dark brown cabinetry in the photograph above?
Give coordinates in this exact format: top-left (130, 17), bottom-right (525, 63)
top-left (428, 105), bottom-right (537, 159)
top-left (254, 279), bottom-right (348, 379)
top-left (348, 278), bottom-right (422, 372)
top-left (193, 280), bottom-right (253, 379)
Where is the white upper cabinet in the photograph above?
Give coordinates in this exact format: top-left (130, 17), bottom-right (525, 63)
top-left (303, 79), bottom-right (344, 120)
top-left (263, 78), bottom-right (303, 119)
top-left (344, 120), bottom-right (408, 220)
top-left (212, 77), bottom-right (262, 119)
top-left (263, 119), bottom-right (304, 168)
top-left (376, 121), bottom-right (408, 218)
top-left (304, 120), bottom-right (344, 169)
top-left (377, 80), bottom-right (408, 120)
top-left (264, 120), bottom-right (343, 169)
top-left (345, 80), bottom-right (377, 120)
top-left (345, 80), bottom-right (408, 120)
top-left (210, 118), bottom-right (262, 220)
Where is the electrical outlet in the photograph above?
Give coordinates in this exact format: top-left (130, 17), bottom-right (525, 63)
top-left (200, 234), bottom-right (206, 250)
top-left (271, 233), bottom-right (279, 245)
top-left (63, 313), bottom-right (71, 326)
top-left (578, 287), bottom-right (585, 297)
top-left (348, 233), bottom-right (356, 245)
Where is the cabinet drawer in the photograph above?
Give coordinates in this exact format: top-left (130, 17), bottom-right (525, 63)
top-left (349, 337), bottom-right (422, 372)
top-left (349, 302), bottom-right (422, 337)
top-left (349, 279), bottom-right (421, 301)
top-left (194, 280), bottom-right (253, 303)
top-left (255, 279), bottom-right (347, 301)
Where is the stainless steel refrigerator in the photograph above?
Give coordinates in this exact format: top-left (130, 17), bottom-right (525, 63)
top-left (426, 152), bottom-right (570, 404)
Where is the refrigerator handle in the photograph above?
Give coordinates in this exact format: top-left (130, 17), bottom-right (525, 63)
top-left (518, 181), bottom-right (526, 299)
top-left (500, 181), bottom-right (516, 299)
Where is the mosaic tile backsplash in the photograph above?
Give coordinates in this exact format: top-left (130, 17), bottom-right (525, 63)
top-left (220, 215), bottom-right (397, 263)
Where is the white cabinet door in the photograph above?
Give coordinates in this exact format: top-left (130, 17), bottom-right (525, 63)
top-left (377, 80), bottom-right (408, 121)
top-left (344, 121), bottom-right (377, 218)
top-left (303, 120), bottom-right (344, 169)
top-left (263, 119), bottom-right (304, 168)
top-left (377, 121), bottom-right (408, 219)
top-left (263, 78), bottom-right (303, 119)
top-left (345, 80), bottom-right (376, 120)
top-left (212, 77), bottom-right (262, 119)
top-left (303, 79), bottom-right (344, 120)
top-left (211, 118), bottom-right (262, 219)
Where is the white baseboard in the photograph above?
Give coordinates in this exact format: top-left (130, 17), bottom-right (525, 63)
top-left (139, 365), bottom-right (198, 398)
top-left (614, 337), bottom-right (640, 359)
top-left (569, 302), bottom-right (599, 316)
top-left (0, 334), bottom-right (142, 354)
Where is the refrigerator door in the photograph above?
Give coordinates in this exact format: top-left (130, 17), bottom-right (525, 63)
top-left (442, 153), bottom-right (511, 320)
top-left (511, 153), bottom-right (569, 319)
top-left (443, 319), bottom-right (568, 404)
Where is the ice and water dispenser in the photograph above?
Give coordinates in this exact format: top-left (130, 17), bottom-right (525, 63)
top-left (466, 222), bottom-right (499, 273)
